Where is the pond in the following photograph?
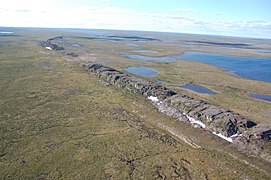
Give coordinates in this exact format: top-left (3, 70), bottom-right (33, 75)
top-left (124, 67), bottom-right (159, 77)
top-left (124, 52), bottom-right (271, 82)
top-left (179, 83), bottom-right (217, 94)
top-left (248, 93), bottom-right (271, 102)
top-left (125, 54), bottom-right (176, 62)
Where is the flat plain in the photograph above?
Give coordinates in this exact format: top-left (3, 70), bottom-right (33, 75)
top-left (0, 28), bottom-right (271, 179)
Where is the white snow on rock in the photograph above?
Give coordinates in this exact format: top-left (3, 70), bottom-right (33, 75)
top-left (45, 47), bottom-right (52, 50)
top-left (148, 96), bottom-right (158, 102)
top-left (213, 132), bottom-right (233, 143)
top-left (187, 116), bottom-right (206, 128)
top-left (230, 133), bottom-right (242, 138)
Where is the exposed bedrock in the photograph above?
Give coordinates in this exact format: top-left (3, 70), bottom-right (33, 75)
top-left (83, 63), bottom-right (271, 158)
top-left (40, 36), bottom-right (65, 51)
top-left (40, 36), bottom-right (79, 57)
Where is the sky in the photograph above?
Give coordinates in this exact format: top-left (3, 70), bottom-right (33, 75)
top-left (0, 0), bottom-right (271, 39)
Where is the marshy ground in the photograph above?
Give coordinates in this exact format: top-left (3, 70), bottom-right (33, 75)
top-left (0, 28), bottom-right (270, 179)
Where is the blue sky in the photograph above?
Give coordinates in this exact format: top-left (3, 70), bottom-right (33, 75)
top-left (1, 0), bottom-right (271, 38)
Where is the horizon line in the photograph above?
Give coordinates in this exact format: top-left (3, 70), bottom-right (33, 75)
top-left (1, 25), bottom-right (271, 40)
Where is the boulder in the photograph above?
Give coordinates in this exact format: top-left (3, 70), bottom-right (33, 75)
top-left (244, 124), bottom-right (271, 141)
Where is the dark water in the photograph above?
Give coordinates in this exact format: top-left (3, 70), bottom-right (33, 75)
top-left (125, 52), bottom-right (271, 82)
top-left (124, 67), bottom-right (159, 77)
top-left (87, 35), bottom-right (159, 42)
top-left (179, 83), bottom-right (217, 94)
top-left (248, 93), bottom-right (271, 102)
top-left (185, 40), bottom-right (252, 49)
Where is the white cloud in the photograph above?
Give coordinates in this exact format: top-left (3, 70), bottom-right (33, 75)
top-left (0, 2), bottom-right (270, 38)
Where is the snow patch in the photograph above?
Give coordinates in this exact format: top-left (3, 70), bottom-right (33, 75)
top-left (213, 132), bottom-right (233, 143)
top-left (157, 101), bottom-right (162, 105)
top-left (45, 47), bottom-right (52, 50)
top-left (148, 96), bottom-right (158, 102)
top-left (187, 116), bottom-right (206, 128)
top-left (230, 133), bottom-right (242, 138)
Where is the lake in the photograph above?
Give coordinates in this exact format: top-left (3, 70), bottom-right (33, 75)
top-left (124, 67), bottom-right (159, 77)
top-left (125, 52), bottom-right (271, 82)
top-left (125, 54), bottom-right (176, 62)
top-left (179, 83), bottom-right (217, 94)
top-left (248, 93), bottom-right (271, 102)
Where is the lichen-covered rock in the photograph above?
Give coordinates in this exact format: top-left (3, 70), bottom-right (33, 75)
top-left (232, 125), bottom-right (271, 160)
top-left (243, 124), bottom-right (271, 141)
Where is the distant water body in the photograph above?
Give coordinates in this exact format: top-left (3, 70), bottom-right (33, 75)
top-left (248, 94), bottom-right (271, 102)
top-left (0, 31), bottom-right (13, 34)
top-left (179, 52), bottom-right (271, 82)
top-left (133, 50), bottom-right (159, 53)
top-left (125, 52), bottom-right (271, 82)
top-left (179, 83), bottom-right (217, 94)
top-left (124, 67), bottom-right (159, 77)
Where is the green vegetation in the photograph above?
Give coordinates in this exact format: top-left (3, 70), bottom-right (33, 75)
top-left (0, 28), bottom-right (270, 179)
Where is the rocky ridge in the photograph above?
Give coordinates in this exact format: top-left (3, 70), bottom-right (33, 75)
top-left (41, 36), bottom-right (80, 58)
top-left (84, 63), bottom-right (271, 160)
top-left (41, 36), bottom-right (65, 51)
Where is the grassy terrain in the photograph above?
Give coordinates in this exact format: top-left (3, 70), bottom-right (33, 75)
top-left (0, 28), bottom-right (271, 179)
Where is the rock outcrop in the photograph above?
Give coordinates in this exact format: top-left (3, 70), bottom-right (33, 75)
top-left (66, 52), bottom-right (78, 57)
top-left (84, 63), bottom-right (271, 159)
top-left (40, 36), bottom-right (79, 58)
top-left (41, 36), bottom-right (65, 51)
